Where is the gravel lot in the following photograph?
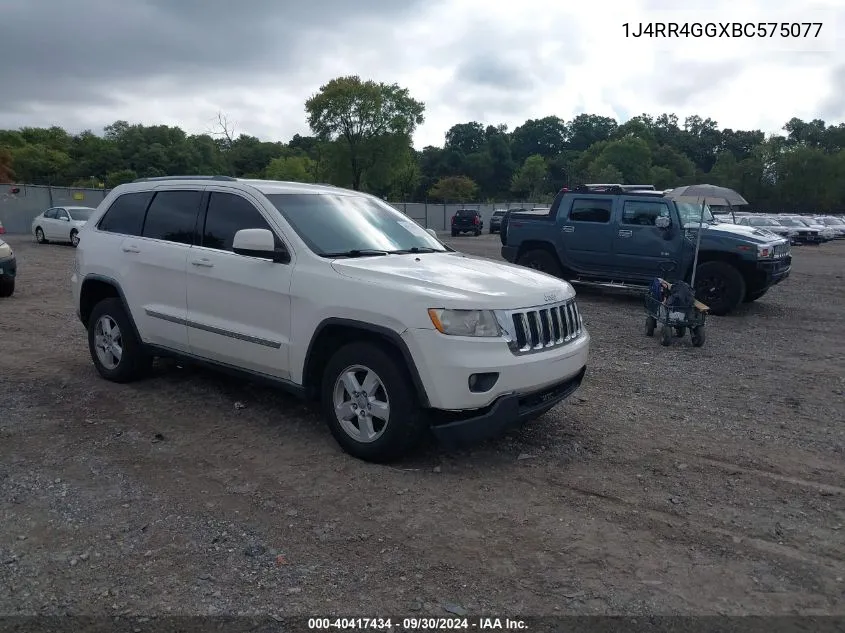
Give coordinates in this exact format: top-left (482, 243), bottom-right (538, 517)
top-left (1, 233), bottom-right (844, 618)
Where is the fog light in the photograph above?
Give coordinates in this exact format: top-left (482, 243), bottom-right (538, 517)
top-left (468, 372), bottom-right (499, 393)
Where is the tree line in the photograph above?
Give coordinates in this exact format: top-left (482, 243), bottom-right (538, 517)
top-left (1, 75), bottom-right (844, 212)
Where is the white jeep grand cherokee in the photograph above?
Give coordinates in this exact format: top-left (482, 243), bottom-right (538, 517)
top-left (71, 176), bottom-right (590, 462)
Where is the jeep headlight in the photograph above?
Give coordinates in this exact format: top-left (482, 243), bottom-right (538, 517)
top-left (428, 308), bottom-right (501, 337)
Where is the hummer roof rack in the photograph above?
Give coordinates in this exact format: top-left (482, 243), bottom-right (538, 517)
top-left (132, 175), bottom-right (237, 183)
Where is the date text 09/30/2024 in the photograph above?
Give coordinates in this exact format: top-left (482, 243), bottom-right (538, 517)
top-left (307, 617), bottom-right (529, 630)
top-left (622, 22), bottom-right (823, 38)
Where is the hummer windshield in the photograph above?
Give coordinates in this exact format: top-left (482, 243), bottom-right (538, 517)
top-left (675, 201), bottom-right (715, 227)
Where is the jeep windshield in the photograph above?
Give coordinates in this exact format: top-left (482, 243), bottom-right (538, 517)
top-left (675, 202), bottom-right (715, 227)
top-left (266, 193), bottom-right (448, 257)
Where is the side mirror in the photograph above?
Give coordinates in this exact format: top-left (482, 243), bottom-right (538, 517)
top-left (655, 216), bottom-right (671, 229)
top-left (232, 228), bottom-right (289, 263)
top-left (425, 228), bottom-right (438, 239)
top-left (60, 216), bottom-right (70, 222)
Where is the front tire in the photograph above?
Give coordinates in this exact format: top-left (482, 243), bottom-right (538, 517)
top-left (516, 249), bottom-right (564, 277)
top-left (35, 227), bottom-right (47, 244)
top-left (87, 298), bottom-right (152, 383)
top-left (321, 342), bottom-right (427, 463)
top-left (743, 288), bottom-right (768, 303)
top-left (693, 261), bottom-right (746, 316)
top-left (0, 278), bottom-right (14, 298)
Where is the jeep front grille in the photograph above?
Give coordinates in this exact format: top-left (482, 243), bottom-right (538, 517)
top-left (505, 299), bottom-right (583, 355)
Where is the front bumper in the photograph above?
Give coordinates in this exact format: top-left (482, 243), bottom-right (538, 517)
top-left (757, 257), bottom-right (791, 286)
top-left (402, 326), bottom-right (590, 412)
top-left (430, 366), bottom-right (586, 446)
top-left (501, 245), bottom-right (518, 262)
top-left (0, 253), bottom-right (16, 279)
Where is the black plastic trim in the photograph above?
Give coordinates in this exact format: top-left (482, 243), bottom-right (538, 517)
top-left (79, 274), bottom-right (142, 341)
top-left (303, 318), bottom-right (430, 407)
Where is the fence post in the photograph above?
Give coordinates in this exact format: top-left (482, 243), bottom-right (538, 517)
top-left (424, 203), bottom-right (429, 228)
top-left (47, 185), bottom-right (54, 207)
top-left (443, 202), bottom-right (447, 230)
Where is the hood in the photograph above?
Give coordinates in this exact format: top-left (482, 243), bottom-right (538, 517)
top-left (703, 222), bottom-right (785, 244)
top-left (330, 252), bottom-right (575, 308)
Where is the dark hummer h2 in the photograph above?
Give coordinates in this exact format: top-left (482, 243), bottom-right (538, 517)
top-left (500, 187), bottom-right (791, 315)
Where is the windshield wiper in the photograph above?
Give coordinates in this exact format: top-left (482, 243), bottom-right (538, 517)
top-left (321, 249), bottom-right (390, 258)
top-left (387, 247), bottom-right (441, 254)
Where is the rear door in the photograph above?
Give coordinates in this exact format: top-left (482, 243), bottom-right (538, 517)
top-left (613, 198), bottom-right (676, 280)
top-left (557, 196), bottom-right (617, 274)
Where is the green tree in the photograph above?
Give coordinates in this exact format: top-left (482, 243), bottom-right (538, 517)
top-left (588, 137), bottom-right (653, 184)
top-left (510, 116), bottom-right (568, 164)
top-left (265, 155), bottom-right (316, 182)
top-left (105, 169), bottom-right (138, 188)
top-left (305, 75), bottom-right (425, 190)
top-left (428, 175), bottom-right (478, 202)
top-left (445, 122), bottom-right (486, 155)
top-left (0, 148), bottom-right (15, 183)
top-left (10, 144), bottom-right (72, 184)
top-left (511, 155), bottom-right (548, 200)
top-left (587, 163), bottom-right (624, 184)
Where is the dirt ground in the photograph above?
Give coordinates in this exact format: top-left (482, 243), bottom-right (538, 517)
top-left (1, 232), bottom-right (844, 619)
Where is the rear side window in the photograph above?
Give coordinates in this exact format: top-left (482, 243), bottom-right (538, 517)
top-left (621, 200), bottom-right (669, 226)
top-left (202, 192), bottom-right (279, 252)
top-left (98, 192), bottom-right (153, 236)
top-left (569, 199), bottom-right (612, 223)
top-left (141, 190), bottom-right (202, 244)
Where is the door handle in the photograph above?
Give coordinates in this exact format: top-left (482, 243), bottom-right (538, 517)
top-left (191, 258), bottom-right (214, 268)
top-left (562, 226), bottom-right (575, 233)
top-left (618, 230), bottom-right (633, 238)
top-left (122, 244), bottom-right (140, 253)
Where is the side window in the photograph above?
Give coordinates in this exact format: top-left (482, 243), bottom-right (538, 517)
top-left (202, 192), bottom-right (280, 252)
top-left (569, 198), bottom-right (612, 223)
top-left (55, 209), bottom-right (69, 220)
top-left (621, 200), bottom-right (669, 226)
top-left (98, 192), bottom-right (153, 236)
top-left (44, 208), bottom-right (57, 219)
top-left (141, 190), bottom-right (202, 245)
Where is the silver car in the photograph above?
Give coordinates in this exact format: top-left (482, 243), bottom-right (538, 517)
top-left (31, 206), bottom-right (96, 247)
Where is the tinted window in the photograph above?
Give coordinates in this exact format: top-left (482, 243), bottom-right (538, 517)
top-left (44, 208), bottom-right (57, 219)
top-left (622, 200), bottom-right (669, 226)
top-left (569, 199), bottom-right (612, 223)
top-left (68, 208), bottom-right (94, 221)
top-left (141, 190), bottom-right (202, 244)
top-left (265, 193), bottom-right (447, 256)
top-left (202, 192), bottom-right (278, 251)
top-left (98, 192), bottom-right (153, 236)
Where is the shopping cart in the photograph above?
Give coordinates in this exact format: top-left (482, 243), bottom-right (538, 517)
top-left (644, 277), bottom-right (708, 347)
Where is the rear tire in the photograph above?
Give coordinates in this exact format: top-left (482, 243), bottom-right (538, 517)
top-left (0, 278), bottom-right (14, 298)
top-left (70, 229), bottom-right (79, 247)
top-left (87, 298), bottom-right (152, 383)
top-left (321, 342), bottom-right (427, 463)
top-left (516, 249), bottom-right (564, 278)
top-left (693, 261), bottom-right (746, 316)
top-left (35, 227), bottom-right (47, 244)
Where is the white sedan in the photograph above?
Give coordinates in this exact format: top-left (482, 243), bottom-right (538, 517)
top-left (31, 206), bottom-right (96, 247)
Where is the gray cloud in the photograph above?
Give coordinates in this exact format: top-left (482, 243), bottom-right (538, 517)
top-left (0, 0), bottom-right (426, 109)
top-left (455, 55), bottom-right (535, 91)
top-left (649, 60), bottom-right (743, 107)
top-left (819, 64), bottom-right (845, 121)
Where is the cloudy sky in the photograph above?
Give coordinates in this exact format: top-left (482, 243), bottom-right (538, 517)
top-left (2, 0), bottom-right (843, 149)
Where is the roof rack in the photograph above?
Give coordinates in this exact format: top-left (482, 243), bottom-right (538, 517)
top-left (132, 175), bottom-right (238, 183)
